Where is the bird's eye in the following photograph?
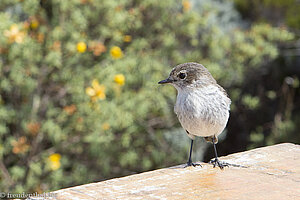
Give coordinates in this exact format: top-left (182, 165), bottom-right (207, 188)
top-left (178, 72), bottom-right (186, 79)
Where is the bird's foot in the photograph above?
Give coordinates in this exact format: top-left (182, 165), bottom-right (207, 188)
top-left (209, 158), bottom-right (229, 170)
top-left (184, 161), bottom-right (202, 168)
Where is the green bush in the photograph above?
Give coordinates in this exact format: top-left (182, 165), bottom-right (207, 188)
top-left (233, 0), bottom-right (300, 29)
top-left (0, 0), bottom-right (294, 192)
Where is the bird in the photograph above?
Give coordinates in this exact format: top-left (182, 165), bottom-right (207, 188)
top-left (158, 62), bottom-right (231, 169)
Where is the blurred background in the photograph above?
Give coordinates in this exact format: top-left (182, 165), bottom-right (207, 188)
top-left (0, 0), bottom-right (299, 193)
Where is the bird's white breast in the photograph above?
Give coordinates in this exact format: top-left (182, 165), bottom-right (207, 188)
top-left (174, 84), bottom-right (230, 138)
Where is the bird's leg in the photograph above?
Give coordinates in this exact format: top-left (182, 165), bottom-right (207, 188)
top-left (209, 136), bottom-right (228, 169)
top-left (184, 139), bottom-right (201, 167)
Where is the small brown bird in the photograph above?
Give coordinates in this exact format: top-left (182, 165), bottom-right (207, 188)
top-left (158, 62), bottom-right (231, 169)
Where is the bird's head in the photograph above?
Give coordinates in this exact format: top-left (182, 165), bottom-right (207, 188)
top-left (158, 62), bottom-right (216, 90)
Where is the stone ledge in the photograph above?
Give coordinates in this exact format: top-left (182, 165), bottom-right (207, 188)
top-left (42, 143), bottom-right (300, 200)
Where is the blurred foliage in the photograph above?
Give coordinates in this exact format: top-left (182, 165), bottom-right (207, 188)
top-left (227, 0), bottom-right (300, 153)
top-left (233, 0), bottom-right (300, 29)
top-left (0, 0), bottom-right (297, 193)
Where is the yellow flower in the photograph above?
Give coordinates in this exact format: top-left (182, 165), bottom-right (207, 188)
top-left (48, 153), bottom-right (61, 171)
top-left (85, 79), bottom-right (106, 101)
top-left (8, 24), bottom-right (19, 35)
top-left (92, 79), bottom-right (106, 100)
top-left (114, 74), bottom-right (125, 86)
top-left (77, 42), bottom-right (87, 53)
top-left (101, 122), bottom-right (110, 130)
top-left (110, 46), bottom-right (123, 59)
top-left (85, 87), bottom-right (96, 96)
top-left (4, 24), bottom-right (26, 44)
top-left (50, 161), bottom-right (61, 171)
top-left (123, 35), bottom-right (132, 42)
top-left (182, 0), bottom-right (191, 12)
top-left (30, 19), bottom-right (39, 29)
top-left (49, 153), bottom-right (61, 162)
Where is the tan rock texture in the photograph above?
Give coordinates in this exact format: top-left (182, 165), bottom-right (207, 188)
top-left (45, 143), bottom-right (300, 200)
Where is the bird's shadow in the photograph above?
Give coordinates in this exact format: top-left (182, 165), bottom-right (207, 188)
top-left (168, 162), bottom-right (204, 169)
top-left (168, 161), bottom-right (248, 169)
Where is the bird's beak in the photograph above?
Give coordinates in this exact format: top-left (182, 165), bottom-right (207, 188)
top-left (158, 78), bottom-right (173, 84)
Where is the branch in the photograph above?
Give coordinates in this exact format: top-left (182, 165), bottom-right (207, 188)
top-left (0, 159), bottom-right (14, 188)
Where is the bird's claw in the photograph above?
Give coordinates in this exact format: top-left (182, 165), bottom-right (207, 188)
top-left (184, 161), bottom-right (202, 168)
top-left (209, 158), bottom-right (229, 170)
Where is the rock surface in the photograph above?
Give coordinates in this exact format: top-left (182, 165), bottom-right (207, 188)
top-left (43, 143), bottom-right (300, 200)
